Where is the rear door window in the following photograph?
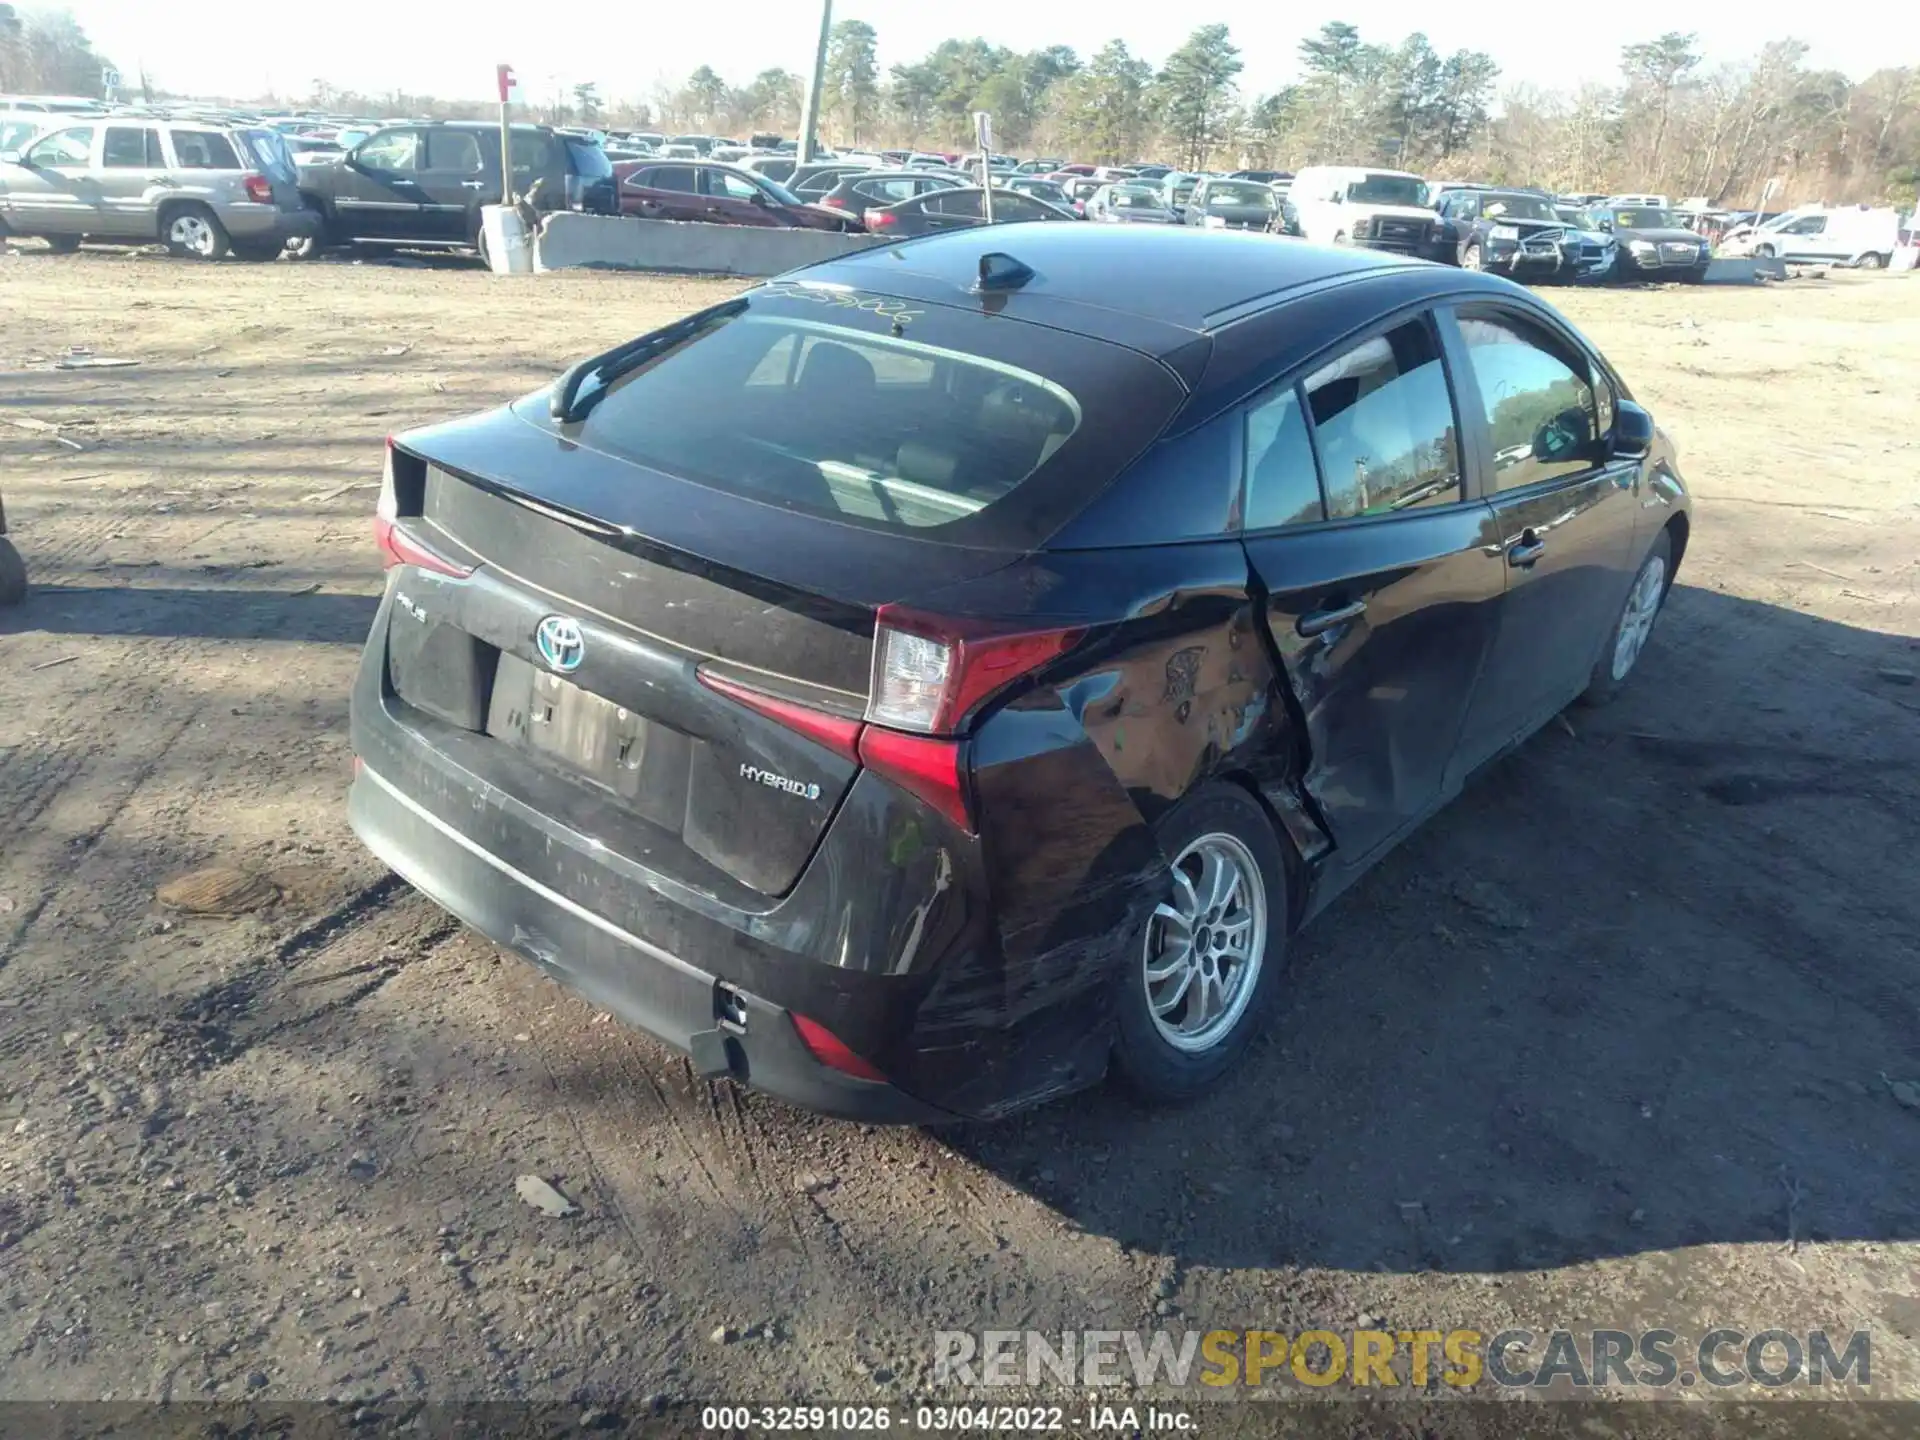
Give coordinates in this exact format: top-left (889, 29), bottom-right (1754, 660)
top-left (169, 130), bottom-right (241, 169)
top-left (644, 166), bottom-right (698, 193)
top-left (557, 288), bottom-right (1188, 547)
top-left (103, 127), bottom-right (163, 168)
top-left (1303, 319), bottom-right (1462, 518)
top-left (509, 131), bottom-right (557, 174)
top-left (425, 129), bottom-right (484, 173)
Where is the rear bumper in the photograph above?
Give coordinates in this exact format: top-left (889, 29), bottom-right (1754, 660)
top-left (350, 760), bottom-right (956, 1125)
top-left (223, 204), bottom-right (321, 242)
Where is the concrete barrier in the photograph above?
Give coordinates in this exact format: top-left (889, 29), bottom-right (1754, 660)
top-left (1702, 256), bottom-right (1787, 284)
top-left (534, 214), bottom-right (883, 277)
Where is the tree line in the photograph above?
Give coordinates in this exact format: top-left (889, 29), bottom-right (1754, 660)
top-left (12, 5), bottom-right (1915, 209)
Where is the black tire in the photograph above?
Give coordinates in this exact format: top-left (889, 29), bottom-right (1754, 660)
top-left (1460, 242), bottom-right (1484, 271)
top-left (0, 536), bottom-right (26, 607)
top-left (1581, 529), bottom-right (1673, 707)
top-left (42, 233), bottom-right (81, 254)
top-left (282, 203), bottom-right (329, 260)
top-left (1112, 782), bottom-right (1290, 1104)
top-left (159, 203), bottom-right (231, 260)
top-left (230, 239), bottom-right (283, 262)
top-left (1856, 252), bottom-right (1887, 270)
top-left (1754, 243), bottom-right (1776, 260)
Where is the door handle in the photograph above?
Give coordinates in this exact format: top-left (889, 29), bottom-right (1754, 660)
top-left (460, 180), bottom-right (486, 189)
top-left (1296, 598), bottom-right (1368, 638)
top-left (1508, 534), bottom-right (1547, 568)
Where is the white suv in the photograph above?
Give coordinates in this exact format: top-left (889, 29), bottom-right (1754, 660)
top-left (1288, 165), bottom-right (1435, 254)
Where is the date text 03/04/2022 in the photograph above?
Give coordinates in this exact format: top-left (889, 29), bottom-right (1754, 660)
top-left (699, 1404), bottom-right (1196, 1432)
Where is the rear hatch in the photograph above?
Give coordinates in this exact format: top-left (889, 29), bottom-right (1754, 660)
top-left (377, 283), bottom-right (1187, 898)
top-left (236, 127), bottom-right (308, 212)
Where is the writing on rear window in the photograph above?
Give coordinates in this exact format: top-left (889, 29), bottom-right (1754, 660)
top-left (757, 281), bottom-right (924, 326)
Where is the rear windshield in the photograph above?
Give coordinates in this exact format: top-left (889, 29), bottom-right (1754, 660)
top-left (550, 284), bottom-right (1187, 547)
top-left (1111, 187), bottom-right (1161, 207)
top-left (1207, 183), bottom-right (1276, 209)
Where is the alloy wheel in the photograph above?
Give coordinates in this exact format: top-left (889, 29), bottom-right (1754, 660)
top-left (1142, 832), bottom-right (1267, 1053)
top-left (170, 213), bottom-right (215, 257)
top-left (1611, 554), bottom-right (1667, 681)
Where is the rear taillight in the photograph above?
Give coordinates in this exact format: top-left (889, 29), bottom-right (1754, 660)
top-left (373, 437), bottom-right (472, 578)
top-left (791, 1014), bottom-right (888, 1083)
top-left (865, 209), bottom-right (894, 229)
top-left (866, 606), bottom-right (1083, 736)
top-left (242, 173), bottom-right (273, 205)
top-left (695, 608), bottom-right (1079, 837)
top-left (822, 195), bottom-right (846, 208)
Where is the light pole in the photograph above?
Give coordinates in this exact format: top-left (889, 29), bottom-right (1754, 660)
top-left (797, 0), bottom-right (833, 162)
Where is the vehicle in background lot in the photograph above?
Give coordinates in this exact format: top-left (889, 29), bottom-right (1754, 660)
top-left (816, 169), bottom-right (965, 217)
top-left (1727, 205), bottom-right (1900, 268)
top-left (1086, 182), bottom-right (1179, 225)
top-left (1183, 176), bottom-right (1279, 231)
top-left (0, 116), bottom-right (45, 154)
top-left (1231, 169), bottom-right (1291, 185)
top-left (1016, 158), bottom-right (1065, 174)
top-left (285, 134), bottom-right (344, 160)
top-left (616, 160), bottom-right (861, 232)
top-left (291, 122), bottom-right (615, 260)
top-left (786, 162), bottom-right (871, 201)
top-left (1129, 164), bottom-right (1175, 180)
top-left (860, 186), bottom-right (1077, 236)
top-left (0, 117), bottom-right (316, 259)
top-left (1057, 176), bottom-right (1103, 215)
top-left (1289, 165), bottom-right (1433, 252)
top-left (906, 152), bottom-right (951, 169)
top-left (657, 144), bottom-right (701, 159)
top-left (1160, 172), bottom-right (1201, 217)
top-left (1605, 193), bottom-right (1669, 209)
top-left (1584, 203), bottom-right (1710, 281)
top-left (0, 94), bottom-right (105, 114)
top-left (1269, 193), bottom-right (1303, 236)
top-left (736, 153), bottom-right (799, 184)
top-left (0, 487), bottom-right (26, 607)
top-left (668, 135), bottom-right (716, 155)
top-left (350, 223), bottom-right (1689, 1122)
top-left (1001, 177), bottom-right (1073, 210)
top-left (1431, 186), bottom-right (1617, 281)
top-left (750, 132), bottom-right (786, 150)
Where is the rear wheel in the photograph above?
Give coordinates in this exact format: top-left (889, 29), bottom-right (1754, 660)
top-left (0, 536), bottom-right (26, 607)
top-left (42, 233), bottom-right (82, 254)
top-left (1112, 783), bottom-right (1289, 1104)
top-left (1754, 243), bottom-right (1776, 259)
top-left (161, 204), bottom-right (231, 260)
top-left (1856, 251), bottom-right (1888, 270)
top-left (1581, 530), bottom-right (1672, 706)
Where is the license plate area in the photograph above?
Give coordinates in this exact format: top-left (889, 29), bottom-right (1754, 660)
top-left (487, 652), bottom-right (649, 796)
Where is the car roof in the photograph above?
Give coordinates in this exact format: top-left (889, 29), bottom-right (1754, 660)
top-left (788, 223), bottom-right (1449, 341)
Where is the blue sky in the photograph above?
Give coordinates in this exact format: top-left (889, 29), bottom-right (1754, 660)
top-left (73, 0), bottom-right (1918, 106)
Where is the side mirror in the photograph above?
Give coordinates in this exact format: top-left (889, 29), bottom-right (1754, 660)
top-left (748, 190), bottom-right (768, 206)
top-left (1595, 217), bottom-right (1613, 232)
top-left (1612, 400), bottom-right (1655, 460)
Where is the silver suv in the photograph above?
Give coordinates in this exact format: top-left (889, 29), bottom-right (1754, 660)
top-left (0, 117), bottom-right (317, 259)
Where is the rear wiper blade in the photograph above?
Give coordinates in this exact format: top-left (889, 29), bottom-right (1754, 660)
top-left (549, 297), bottom-right (748, 424)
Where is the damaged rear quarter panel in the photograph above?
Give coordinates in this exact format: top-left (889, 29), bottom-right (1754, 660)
top-left (905, 541), bottom-right (1306, 1116)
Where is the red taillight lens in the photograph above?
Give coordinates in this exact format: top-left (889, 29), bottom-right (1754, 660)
top-left (373, 437), bottom-right (472, 578)
top-left (696, 670), bottom-right (862, 763)
top-left (865, 210), bottom-right (894, 228)
top-left (866, 607), bottom-right (1083, 736)
top-left (242, 173), bottom-right (273, 205)
top-left (822, 195), bottom-right (846, 208)
top-left (858, 726), bottom-right (969, 833)
top-left (791, 1014), bottom-right (888, 1083)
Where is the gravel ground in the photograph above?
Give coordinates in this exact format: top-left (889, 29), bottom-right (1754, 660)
top-left (2, 243), bottom-right (1918, 1430)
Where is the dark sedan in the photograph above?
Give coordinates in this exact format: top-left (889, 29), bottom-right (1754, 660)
top-left (1587, 205), bottom-right (1712, 281)
top-left (350, 225), bottom-right (1691, 1123)
top-left (859, 186), bottom-right (1077, 237)
top-left (614, 160), bottom-right (858, 231)
top-left (1183, 177), bottom-right (1280, 231)
top-left (814, 169), bottom-right (964, 217)
top-left (1086, 183), bottom-right (1179, 225)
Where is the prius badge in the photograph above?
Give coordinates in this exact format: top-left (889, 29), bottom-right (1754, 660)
top-left (535, 615), bottom-right (586, 674)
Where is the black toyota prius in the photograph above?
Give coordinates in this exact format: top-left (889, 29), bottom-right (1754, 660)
top-left (349, 225), bottom-right (1691, 1123)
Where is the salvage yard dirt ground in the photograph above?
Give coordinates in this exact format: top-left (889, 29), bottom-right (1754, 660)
top-left (2, 248), bottom-right (1918, 1429)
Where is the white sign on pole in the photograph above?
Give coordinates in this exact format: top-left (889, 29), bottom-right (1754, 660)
top-left (100, 66), bottom-right (121, 91)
